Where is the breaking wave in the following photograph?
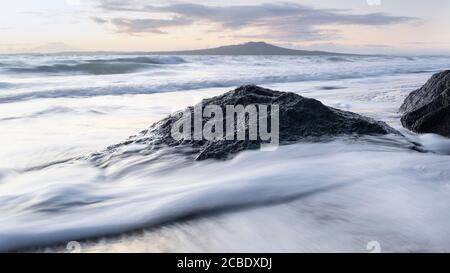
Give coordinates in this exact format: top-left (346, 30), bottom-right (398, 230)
top-left (5, 56), bottom-right (186, 75)
top-left (327, 56), bottom-right (352, 62)
top-left (0, 71), bottom-right (445, 104)
top-left (88, 56), bottom-right (186, 65)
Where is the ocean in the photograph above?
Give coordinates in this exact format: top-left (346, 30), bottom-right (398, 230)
top-left (1, 54), bottom-right (450, 252)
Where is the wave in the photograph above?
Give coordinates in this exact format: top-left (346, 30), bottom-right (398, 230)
top-left (0, 106), bottom-right (104, 122)
top-left (9, 63), bottom-right (148, 75)
top-left (1, 135), bottom-right (450, 252)
top-left (0, 69), bottom-right (439, 104)
top-left (327, 56), bottom-right (353, 62)
top-left (0, 82), bottom-right (13, 89)
top-left (6, 56), bottom-right (186, 75)
top-left (318, 86), bottom-right (347, 90)
top-left (88, 56), bottom-right (186, 65)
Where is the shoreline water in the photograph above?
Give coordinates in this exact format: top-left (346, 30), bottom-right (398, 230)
top-left (1, 55), bottom-right (450, 252)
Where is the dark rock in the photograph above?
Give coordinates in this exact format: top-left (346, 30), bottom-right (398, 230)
top-left (96, 85), bottom-right (398, 162)
top-left (400, 71), bottom-right (450, 137)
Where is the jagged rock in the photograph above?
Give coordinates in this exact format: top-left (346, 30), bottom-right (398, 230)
top-left (96, 85), bottom-right (398, 161)
top-left (400, 71), bottom-right (450, 137)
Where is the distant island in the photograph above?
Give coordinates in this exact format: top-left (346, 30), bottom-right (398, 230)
top-left (147, 42), bottom-right (357, 56)
top-left (20, 41), bottom-right (363, 56)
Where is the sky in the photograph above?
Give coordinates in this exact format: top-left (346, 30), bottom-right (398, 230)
top-left (0, 0), bottom-right (449, 54)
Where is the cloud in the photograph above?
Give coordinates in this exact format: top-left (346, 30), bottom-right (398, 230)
top-left (94, 0), bottom-right (148, 12)
top-left (93, 1), bottom-right (419, 40)
top-left (91, 16), bottom-right (108, 24)
top-left (155, 3), bottom-right (416, 27)
top-left (110, 17), bottom-right (193, 34)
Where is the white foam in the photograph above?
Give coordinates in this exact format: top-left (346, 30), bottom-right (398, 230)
top-left (2, 139), bottom-right (450, 252)
top-left (418, 134), bottom-right (450, 154)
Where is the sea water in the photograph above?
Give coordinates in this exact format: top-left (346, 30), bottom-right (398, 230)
top-left (0, 54), bottom-right (450, 252)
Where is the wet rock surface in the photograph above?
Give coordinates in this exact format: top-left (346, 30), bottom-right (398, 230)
top-left (400, 71), bottom-right (450, 137)
top-left (94, 85), bottom-right (399, 161)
